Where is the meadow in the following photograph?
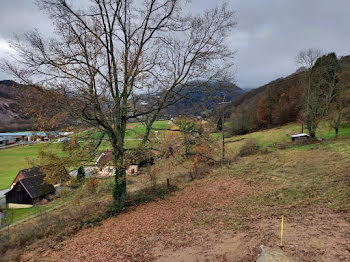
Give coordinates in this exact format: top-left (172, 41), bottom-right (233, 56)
top-left (0, 143), bottom-right (65, 190)
top-left (222, 121), bottom-right (350, 157)
top-left (0, 121), bottom-right (169, 190)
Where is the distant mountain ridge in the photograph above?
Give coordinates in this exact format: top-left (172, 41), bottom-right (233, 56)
top-left (0, 80), bottom-right (35, 131)
top-left (162, 80), bottom-right (244, 117)
top-left (0, 79), bottom-right (243, 131)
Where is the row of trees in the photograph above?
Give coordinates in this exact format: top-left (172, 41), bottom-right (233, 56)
top-left (297, 50), bottom-right (350, 138)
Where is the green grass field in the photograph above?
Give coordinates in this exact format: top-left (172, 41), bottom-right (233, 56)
top-left (78, 120), bottom-right (169, 140)
top-left (0, 143), bottom-right (65, 190)
top-left (224, 122), bottom-right (350, 147)
top-left (0, 121), bottom-right (169, 190)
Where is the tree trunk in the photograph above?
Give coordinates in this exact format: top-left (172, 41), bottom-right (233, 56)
top-left (309, 122), bottom-right (317, 138)
top-left (112, 139), bottom-right (127, 211)
top-left (301, 121), bottom-right (304, 133)
top-left (309, 131), bottom-right (316, 138)
top-left (335, 111), bottom-right (341, 138)
top-left (142, 112), bottom-right (160, 145)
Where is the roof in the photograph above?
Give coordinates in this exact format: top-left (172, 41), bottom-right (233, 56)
top-left (6, 175), bottom-right (55, 199)
top-left (95, 151), bottom-right (113, 166)
top-left (21, 166), bottom-right (44, 178)
top-left (10, 166), bottom-right (44, 186)
top-left (20, 175), bottom-right (55, 198)
top-left (0, 131), bottom-right (47, 137)
top-left (291, 133), bottom-right (310, 138)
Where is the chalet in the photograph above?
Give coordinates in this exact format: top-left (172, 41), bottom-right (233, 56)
top-left (5, 174), bottom-right (55, 208)
top-left (95, 151), bottom-right (141, 176)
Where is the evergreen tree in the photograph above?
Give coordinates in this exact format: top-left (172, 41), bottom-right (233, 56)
top-left (77, 166), bottom-right (85, 181)
top-left (217, 117), bottom-right (223, 131)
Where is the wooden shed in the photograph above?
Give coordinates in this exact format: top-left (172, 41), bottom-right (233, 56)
top-left (291, 133), bottom-right (310, 142)
top-left (5, 175), bottom-right (55, 208)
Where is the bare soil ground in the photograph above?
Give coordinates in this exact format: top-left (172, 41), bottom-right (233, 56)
top-left (21, 182), bottom-right (350, 261)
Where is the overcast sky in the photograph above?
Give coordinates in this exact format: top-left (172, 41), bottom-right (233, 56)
top-left (1, 0), bottom-right (350, 89)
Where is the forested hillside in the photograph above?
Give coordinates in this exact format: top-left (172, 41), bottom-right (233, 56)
top-left (0, 80), bottom-right (32, 131)
top-left (225, 55), bottom-right (350, 135)
top-left (0, 81), bottom-right (76, 132)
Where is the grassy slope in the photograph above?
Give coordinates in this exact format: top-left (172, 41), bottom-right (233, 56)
top-left (13, 131), bottom-right (350, 261)
top-left (2, 121), bottom-right (350, 260)
top-left (220, 122), bottom-right (350, 157)
top-left (221, 123), bottom-right (350, 214)
top-left (223, 138), bottom-right (350, 213)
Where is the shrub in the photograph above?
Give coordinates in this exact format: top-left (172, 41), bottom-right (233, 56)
top-left (159, 131), bottom-right (183, 158)
top-left (86, 177), bottom-right (99, 193)
top-left (97, 178), bottom-right (114, 193)
top-left (237, 139), bottom-right (259, 157)
top-left (68, 177), bottom-right (80, 189)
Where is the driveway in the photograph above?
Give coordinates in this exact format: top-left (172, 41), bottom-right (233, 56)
top-left (0, 197), bottom-right (5, 209)
top-left (0, 189), bottom-right (9, 199)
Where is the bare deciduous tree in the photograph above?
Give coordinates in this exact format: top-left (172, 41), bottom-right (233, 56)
top-left (306, 52), bottom-right (340, 137)
top-left (296, 48), bottom-right (322, 136)
top-left (2, 0), bottom-right (236, 209)
top-left (328, 69), bottom-right (350, 137)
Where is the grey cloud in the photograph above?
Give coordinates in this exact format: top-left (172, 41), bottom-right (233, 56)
top-left (1, 0), bottom-right (350, 87)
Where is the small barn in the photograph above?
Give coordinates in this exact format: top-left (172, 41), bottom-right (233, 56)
top-left (5, 175), bottom-right (55, 208)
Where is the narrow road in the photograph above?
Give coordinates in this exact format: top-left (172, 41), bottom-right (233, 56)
top-left (0, 189), bottom-right (9, 208)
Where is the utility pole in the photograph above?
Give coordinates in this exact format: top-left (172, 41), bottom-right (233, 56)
top-left (219, 96), bottom-right (230, 162)
top-left (222, 96), bottom-right (225, 161)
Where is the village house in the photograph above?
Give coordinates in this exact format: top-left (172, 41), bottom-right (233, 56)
top-left (95, 151), bottom-right (143, 177)
top-left (0, 135), bottom-right (14, 146)
top-left (5, 167), bottom-right (56, 208)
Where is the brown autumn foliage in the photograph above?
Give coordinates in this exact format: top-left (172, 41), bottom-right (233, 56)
top-left (226, 56), bottom-right (350, 135)
top-left (190, 141), bottom-right (215, 170)
top-left (86, 177), bottom-right (99, 193)
top-left (256, 82), bottom-right (304, 128)
top-left (16, 85), bottom-right (77, 130)
top-left (159, 130), bottom-right (183, 159)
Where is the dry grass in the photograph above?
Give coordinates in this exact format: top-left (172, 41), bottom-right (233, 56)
top-left (18, 142), bottom-right (350, 261)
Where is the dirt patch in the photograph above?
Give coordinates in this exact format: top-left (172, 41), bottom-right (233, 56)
top-left (21, 178), bottom-right (252, 261)
top-left (152, 209), bottom-right (350, 262)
